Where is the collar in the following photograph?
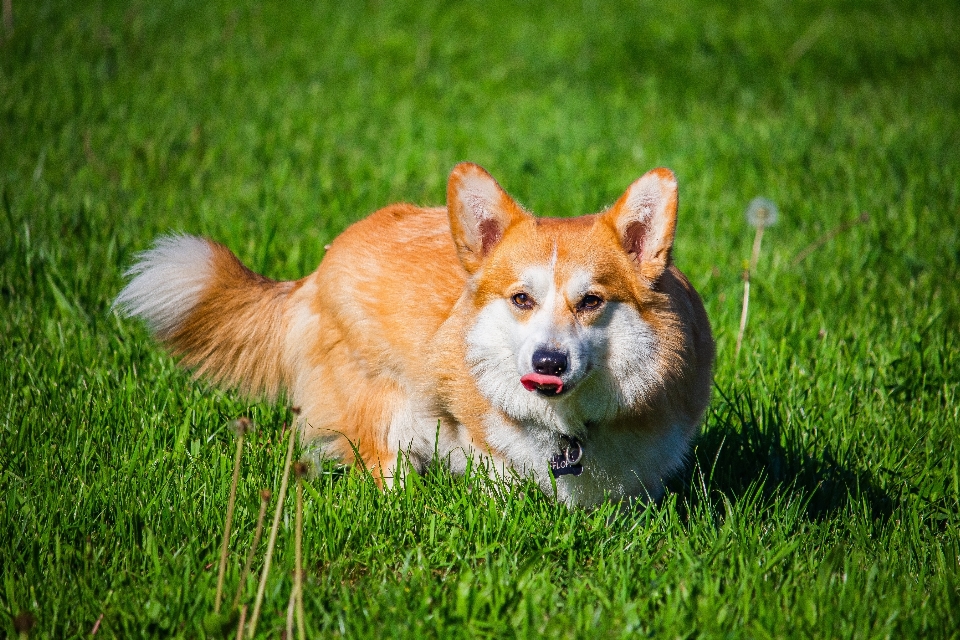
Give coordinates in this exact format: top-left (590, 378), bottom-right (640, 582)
top-left (549, 434), bottom-right (584, 477)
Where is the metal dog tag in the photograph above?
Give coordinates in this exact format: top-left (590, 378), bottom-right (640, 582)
top-left (549, 437), bottom-right (584, 477)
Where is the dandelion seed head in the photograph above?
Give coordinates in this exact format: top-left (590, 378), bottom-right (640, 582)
top-left (232, 417), bottom-right (254, 435)
top-left (746, 197), bottom-right (779, 228)
top-left (294, 461), bottom-right (312, 478)
top-left (13, 611), bottom-right (36, 634)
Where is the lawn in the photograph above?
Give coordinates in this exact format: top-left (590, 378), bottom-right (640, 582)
top-left (2, 0), bottom-right (959, 637)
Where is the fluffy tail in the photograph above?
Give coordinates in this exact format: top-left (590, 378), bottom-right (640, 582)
top-left (114, 234), bottom-right (296, 399)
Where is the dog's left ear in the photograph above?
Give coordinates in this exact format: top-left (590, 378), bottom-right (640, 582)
top-left (603, 167), bottom-right (678, 283)
top-left (447, 163), bottom-right (528, 274)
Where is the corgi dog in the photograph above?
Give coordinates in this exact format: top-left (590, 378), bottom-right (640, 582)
top-left (115, 163), bottom-right (714, 506)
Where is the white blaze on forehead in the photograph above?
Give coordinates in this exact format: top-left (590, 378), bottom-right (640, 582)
top-left (564, 268), bottom-right (596, 303)
top-left (518, 264), bottom-right (555, 302)
top-left (517, 263), bottom-right (561, 356)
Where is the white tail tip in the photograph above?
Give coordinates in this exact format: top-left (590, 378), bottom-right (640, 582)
top-left (114, 234), bottom-right (213, 336)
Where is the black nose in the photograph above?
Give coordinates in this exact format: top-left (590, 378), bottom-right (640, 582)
top-left (532, 348), bottom-right (568, 376)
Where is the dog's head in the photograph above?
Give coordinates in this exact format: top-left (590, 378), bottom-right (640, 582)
top-left (447, 163), bottom-right (685, 431)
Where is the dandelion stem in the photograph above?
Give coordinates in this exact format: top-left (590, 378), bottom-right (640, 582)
top-left (749, 225), bottom-right (765, 273)
top-left (232, 489), bottom-right (271, 610)
top-left (235, 604), bottom-right (247, 640)
top-left (286, 583), bottom-right (296, 640)
top-left (215, 426), bottom-right (246, 613)
top-left (739, 197), bottom-right (779, 360)
top-left (247, 422), bottom-right (297, 638)
top-left (295, 467), bottom-right (306, 640)
top-left (735, 270), bottom-right (750, 357)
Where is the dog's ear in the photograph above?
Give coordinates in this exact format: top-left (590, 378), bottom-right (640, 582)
top-left (603, 167), bottom-right (678, 283)
top-left (447, 163), bottom-right (528, 273)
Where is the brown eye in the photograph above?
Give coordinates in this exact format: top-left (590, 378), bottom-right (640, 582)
top-left (578, 294), bottom-right (604, 311)
top-left (512, 292), bottom-right (534, 309)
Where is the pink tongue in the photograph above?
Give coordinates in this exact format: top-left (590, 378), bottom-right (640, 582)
top-left (520, 373), bottom-right (564, 394)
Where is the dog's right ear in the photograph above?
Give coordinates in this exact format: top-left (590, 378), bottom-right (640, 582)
top-left (447, 163), bottom-right (528, 273)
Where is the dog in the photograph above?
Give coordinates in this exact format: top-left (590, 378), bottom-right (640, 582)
top-left (115, 163), bottom-right (714, 506)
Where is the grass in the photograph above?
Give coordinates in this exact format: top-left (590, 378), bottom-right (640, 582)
top-left (2, 0), bottom-right (959, 636)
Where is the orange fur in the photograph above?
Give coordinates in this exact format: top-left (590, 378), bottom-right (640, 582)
top-left (165, 241), bottom-right (299, 399)
top-left (117, 164), bottom-right (714, 505)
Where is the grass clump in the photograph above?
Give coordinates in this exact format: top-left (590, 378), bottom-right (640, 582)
top-left (1, 0), bottom-right (959, 637)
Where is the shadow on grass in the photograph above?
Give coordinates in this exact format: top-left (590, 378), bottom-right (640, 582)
top-left (668, 385), bottom-right (896, 523)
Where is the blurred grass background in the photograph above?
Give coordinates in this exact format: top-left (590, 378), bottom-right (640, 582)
top-left (1, 0), bottom-right (959, 637)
